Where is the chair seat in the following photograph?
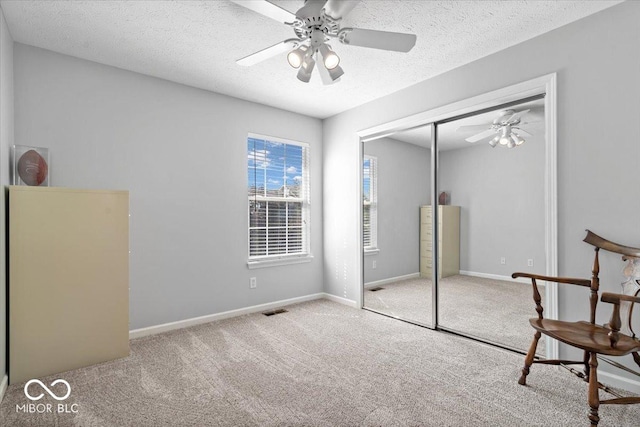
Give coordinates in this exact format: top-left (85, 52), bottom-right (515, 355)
top-left (530, 318), bottom-right (640, 356)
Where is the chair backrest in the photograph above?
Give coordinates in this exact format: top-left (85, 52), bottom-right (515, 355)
top-left (583, 229), bottom-right (640, 335)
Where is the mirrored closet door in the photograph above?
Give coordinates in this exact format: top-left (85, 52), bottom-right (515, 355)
top-left (362, 91), bottom-right (552, 356)
top-left (435, 96), bottom-right (546, 353)
top-left (362, 125), bottom-right (433, 326)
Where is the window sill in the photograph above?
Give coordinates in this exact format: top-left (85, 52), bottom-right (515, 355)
top-left (364, 248), bottom-right (380, 256)
top-left (247, 254), bottom-right (314, 269)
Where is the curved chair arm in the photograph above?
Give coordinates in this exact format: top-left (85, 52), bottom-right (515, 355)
top-left (512, 273), bottom-right (592, 320)
top-left (512, 272), bottom-right (591, 287)
top-left (601, 292), bottom-right (640, 305)
top-left (600, 292), bottom-right (640, 348)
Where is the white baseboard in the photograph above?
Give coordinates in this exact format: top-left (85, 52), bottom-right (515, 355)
top-left (599, 370), bottom-right (640, 394)
top-left (364, 272), bottom-right (420, 289)
top-left (0, 375), bottom-right (7, 403)
top-left (130, 293), bottom-right (325, 339)
top-left (322, 292), bottom-right (358, 308)
top-left (459, 270), bottom-right (531, 284)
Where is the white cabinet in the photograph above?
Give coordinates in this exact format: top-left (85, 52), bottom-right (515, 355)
top-left (9, 186), bottom-right (129, 384)
top-left (420, 205), bottom-right (460, 279)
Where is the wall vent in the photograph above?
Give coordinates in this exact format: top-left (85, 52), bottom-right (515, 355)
top-left (263, 308), bottom-right (288, 316)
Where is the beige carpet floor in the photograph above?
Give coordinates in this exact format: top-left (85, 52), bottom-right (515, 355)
top-left (364, 275), bottom-right (546, 355)
top-left (1, 299), bottom-right (637, 426)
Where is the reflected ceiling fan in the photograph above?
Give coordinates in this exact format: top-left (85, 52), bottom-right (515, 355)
top-left (231, 0), bottom-right (417, 84)
top-left (457, 109), bottom-right (534, 148)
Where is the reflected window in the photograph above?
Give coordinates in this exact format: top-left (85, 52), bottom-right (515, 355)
top-left (363, 155), bottom-right (378, 251)
top-left (247, 134), bottom-right (309, 260)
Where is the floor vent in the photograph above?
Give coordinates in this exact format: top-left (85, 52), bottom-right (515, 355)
top-left (368, 287), bottom-right (385, 292)
top-left (263, 308), bottom-right (288, 316)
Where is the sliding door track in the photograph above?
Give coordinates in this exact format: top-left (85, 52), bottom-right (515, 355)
top-left (363, 307), bottom-right (527, 357)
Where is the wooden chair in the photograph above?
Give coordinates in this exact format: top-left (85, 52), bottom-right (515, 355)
top-left (513, 229), bottom-right (640, 426)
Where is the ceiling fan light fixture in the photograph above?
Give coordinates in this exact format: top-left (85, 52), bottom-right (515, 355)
top-left (297, 53), bottom-right (316, 83)
top-left (297, 67), bottom-right (312, 82)
top-left (319, 44), bottom-right (340, 70)
top-left (301, 51), bottom-right (315, 72)
top-left (327, 64), bottom-right (344, 81)
top-left (498, 125), bottom-right (511, 145)
top-left (462, 109), bottom-right (533, 149)
top-left (511, 133), bottom-right (525, 146)
top-left (287, 45), bottom-right (308, 69)
top-left (233, 1), bottom-right (418, 85)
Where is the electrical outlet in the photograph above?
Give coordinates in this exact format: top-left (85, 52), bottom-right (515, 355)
top-left (500, 257), bottom-right (506, 265)
top-left (250, 277), bottom-right (257, 289)
top-left (372, 260), bottom-right (377, 269)
top-left (527, 259), bottom-right (534, 267)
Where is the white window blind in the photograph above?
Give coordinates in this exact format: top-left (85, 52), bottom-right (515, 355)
top-left (363, 155), bottom-right (378, 250)
top-left (248, 135), bottom-right (310, 260)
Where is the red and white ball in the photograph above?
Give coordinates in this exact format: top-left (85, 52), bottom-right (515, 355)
top-left (17, 150), bottom-right (48, 186)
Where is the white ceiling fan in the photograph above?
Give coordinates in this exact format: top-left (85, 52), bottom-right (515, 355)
top-left (457, 109), bottom-right (534, 148)
top-left (231, 0), bottom-right (417, 84)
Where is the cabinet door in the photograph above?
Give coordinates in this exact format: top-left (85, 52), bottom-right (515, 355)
top-left (10, 186), bottom-right (129, 384)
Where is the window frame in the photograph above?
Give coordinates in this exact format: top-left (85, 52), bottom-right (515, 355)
top-left (246, 133), bottom-right (312, 268)
top-left (363, 155), bottom-right (378, 254)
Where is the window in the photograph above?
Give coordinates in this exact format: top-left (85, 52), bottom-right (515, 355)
top-left (247, 134), bottom-right (310, 265)
top-left (363, 155), bottom-right (378, 251)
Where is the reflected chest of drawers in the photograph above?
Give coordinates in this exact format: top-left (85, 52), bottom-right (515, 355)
top-left (420, 205), bottom-right (460, 279)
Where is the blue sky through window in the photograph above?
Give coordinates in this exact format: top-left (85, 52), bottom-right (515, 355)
top-left (248, 137), bottom-right (303, 197)
top-left (363, 158), bottom-right (371, 202)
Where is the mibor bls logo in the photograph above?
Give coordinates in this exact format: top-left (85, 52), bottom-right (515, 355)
top-left (16, 379), bottom-right (79, 414)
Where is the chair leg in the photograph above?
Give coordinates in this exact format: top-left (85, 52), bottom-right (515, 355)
top-left (588, 352), bottom-right (600, 426)
top-left (518, 331), bottom-right (541, 385)
top-left (583, 350), bottom-right (590, 382)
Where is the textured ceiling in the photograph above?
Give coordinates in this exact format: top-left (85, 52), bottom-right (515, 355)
top-left (0, 0), bottom-right (622, 118)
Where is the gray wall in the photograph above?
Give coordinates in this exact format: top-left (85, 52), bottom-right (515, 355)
top-left (363, 137), bottom-right (430, 283)
top-left (323, 0), bottom-right (640, 366)
top-left (13, 44), bottom-right (324, 330)
top-left (439, 138), bottom-right (545, 277)
top-left (0, 5), bottom-right (13, 385)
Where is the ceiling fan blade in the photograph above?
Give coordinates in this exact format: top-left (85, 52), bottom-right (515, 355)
top-left (317, 63), bottom-right (345, 85)
top-left (317, 63), bottom-right (332, 85)
top-left (339, 28), bottom-right (417, 52)
top-left (465, 128), bottom-right (497, 143)
top-left (324, 0), bottom-right (360, 19)
top-left (505, 109), bottom-right (530, 123)
top-left (456, 124), bottom-right (492, 132)
top-left (237, 39), bottom-right (298, 66)
top-left (513, 128), bottom-right (533, 137)
top-left (230, 0), bottom-right (296, 24)
top-left (318, 51), bottom-right (334, 86)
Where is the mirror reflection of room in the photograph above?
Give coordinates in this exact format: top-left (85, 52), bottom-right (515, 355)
top-left (436, 98), bottom-right (546, 353)
top-left (362, 98), bottom-right (547, 354)
top-left (362, 126), bottom-right (432, 326)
